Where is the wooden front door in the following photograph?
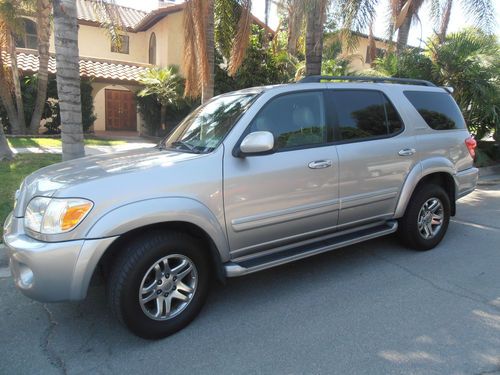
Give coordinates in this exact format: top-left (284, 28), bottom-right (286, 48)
top-left (105, 89), bottom-right (137, 131)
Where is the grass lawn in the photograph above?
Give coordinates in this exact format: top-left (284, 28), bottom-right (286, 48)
top-left (7, 137), bottom-right (126, 148)
top-left (0, 154), bottom-right (61, 239)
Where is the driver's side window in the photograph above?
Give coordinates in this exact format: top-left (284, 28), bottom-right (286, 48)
top-left (249, 91), bottom-right (327, 150)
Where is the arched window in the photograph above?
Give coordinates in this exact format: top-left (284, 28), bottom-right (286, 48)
top-left (15, 18), bottom-right (38, 49)
top-left (149, 33), bottom-right (156, 64)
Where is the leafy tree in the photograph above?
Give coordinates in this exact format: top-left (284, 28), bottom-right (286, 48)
top-left (138, 67), bottom-right (184, 134)
top-left (370, 28), bottom-right (499, 140)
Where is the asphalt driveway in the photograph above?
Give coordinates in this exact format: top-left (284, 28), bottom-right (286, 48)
top-left (1, 183), bottom-right (500, 375)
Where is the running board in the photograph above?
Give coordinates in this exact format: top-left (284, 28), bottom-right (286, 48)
top-left (224, 221), bottom-right (398, 277)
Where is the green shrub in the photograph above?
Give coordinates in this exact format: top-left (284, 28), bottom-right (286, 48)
top-left (1, 75), bottom-right (96, 134)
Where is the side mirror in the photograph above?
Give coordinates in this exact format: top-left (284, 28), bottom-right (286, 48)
top-left (239, 131), bottom-right (274, 156)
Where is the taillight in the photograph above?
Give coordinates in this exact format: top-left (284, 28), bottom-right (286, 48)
top-left (465, 136), bottom-right (477, 160)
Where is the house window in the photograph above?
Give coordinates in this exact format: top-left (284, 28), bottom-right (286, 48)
top-left (15, 18), bottom-right (38, 49)
top-left (366, 46), bottom-right (386, 64)
top-left (149, 33), bottom-right (156, 64)
top-left (111, 35), bottom-right (129, 54)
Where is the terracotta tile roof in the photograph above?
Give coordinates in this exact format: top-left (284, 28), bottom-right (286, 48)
top-left (8, 51), bottom-right (149, 83)
top-left (76, 0), bottom-right (148, 30)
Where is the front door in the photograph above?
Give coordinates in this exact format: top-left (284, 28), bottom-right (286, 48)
top-left (223, 91), bottom-right (339, 259)
top-left (105, 89), bottom-right (137, 131)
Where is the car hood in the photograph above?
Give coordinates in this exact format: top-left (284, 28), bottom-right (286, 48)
top-left (14, 147), bottom-right (206, 217)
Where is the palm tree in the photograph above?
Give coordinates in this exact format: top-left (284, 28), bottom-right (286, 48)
top-left (0, 0), bottom-right (26, 135)
top-left (29, 0), bottom-right (52, 134)
top-left (53, 0), bottom-right (85, 161)
top-left (435, 0), bottom-right (494, 43)
top-left (183, 0), bottom-right (253, 103)
top-left (305, 0), bottom-right (328, 75)
top-left (0, 125), bottom-right (13, 160)
top-left (394, 0), bottom-right (495, 51)
top-left (138, 67), bottom-right (183, 134)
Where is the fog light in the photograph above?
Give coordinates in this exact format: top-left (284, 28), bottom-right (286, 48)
top-left (18, 263), bottom-right (34, 288)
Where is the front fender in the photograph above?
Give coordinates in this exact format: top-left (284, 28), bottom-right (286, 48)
top-left (85, 197), bottom-right (230, 262)
top-left (394, 157), bottom-right (456, 218)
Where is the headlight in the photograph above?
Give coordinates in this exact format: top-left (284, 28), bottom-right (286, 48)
top-left (25, 197), bottom-right (94, 234)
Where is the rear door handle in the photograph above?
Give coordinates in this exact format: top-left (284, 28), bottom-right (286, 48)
top-left (398, 148), bottom-right (416, 156)
top-left (308, 160), bottom-right (332, 169)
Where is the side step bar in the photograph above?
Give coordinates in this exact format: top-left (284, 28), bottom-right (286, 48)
top-left (224, 221), bottom-right (398, 277)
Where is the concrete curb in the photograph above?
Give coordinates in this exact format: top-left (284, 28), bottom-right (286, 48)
top-left (0, 243), bottom-right (8, 268)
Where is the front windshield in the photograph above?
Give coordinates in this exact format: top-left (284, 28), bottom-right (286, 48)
top-left (160, 93), bottom-right (258, 153)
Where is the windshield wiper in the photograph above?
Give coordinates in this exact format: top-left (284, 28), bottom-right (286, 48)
top-left (170, 141), bottom-right (201, 154)
top-left (171, 141), bottom-right (197, 152)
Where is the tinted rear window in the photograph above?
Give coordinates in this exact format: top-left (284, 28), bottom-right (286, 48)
top-left (404, 91), bottom-right (465, 130)
top-left (329, 90), bottom-right (403, 141)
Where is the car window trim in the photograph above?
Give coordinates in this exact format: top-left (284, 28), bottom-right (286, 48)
top-left (233, 89), bottom-right (337, 156)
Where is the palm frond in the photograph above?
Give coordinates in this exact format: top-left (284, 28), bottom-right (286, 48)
top-left (459, 0), bottom-right (495, 33)
top-left (228, 0), bottom-right (252, 76)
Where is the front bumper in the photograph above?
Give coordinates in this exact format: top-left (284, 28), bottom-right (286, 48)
top-left (455, 167), bottom-right (479, 199)
top-left (3, 213), bottom-right (117, 302)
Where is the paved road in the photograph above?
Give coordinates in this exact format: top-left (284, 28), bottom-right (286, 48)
top-left (1, 184), bottom-right (500, 375)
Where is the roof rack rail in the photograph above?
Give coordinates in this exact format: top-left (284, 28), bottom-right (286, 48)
top-left (298, 75), bottom-right (436, 87)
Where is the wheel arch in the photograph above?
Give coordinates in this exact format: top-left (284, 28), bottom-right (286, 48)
top-left (97, 221), bottom-right (227, 283)
top-left (395, 159), bottom-right (457, 218)
top-left (83, 198), bottom-right (230, 290)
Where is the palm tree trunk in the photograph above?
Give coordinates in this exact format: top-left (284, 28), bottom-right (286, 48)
top-left (265, 0), bottom-right (270, 25)
top-left (9, 34), bottom-right (26, 134)
top-left (160, 105), bottom-right (166, 135)
top-left (305, 0), bottom-right (327, 76)
top-left (53, 0), bottom-right (85, 161)
top-left (0, 73), bottom-right (21, 135)
top-left (396, 16), bottom-right (411, 53)
top-left (438, 0), bottom-right (452, 43)
top-left (202, 0), bottom-right (214, 104)
top-left (29, 0), bottom-right (52, 134)
top-left (0, 124), bottom-right (13, 161)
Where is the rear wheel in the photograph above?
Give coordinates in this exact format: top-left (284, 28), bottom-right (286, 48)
top-left (107, 231), bottom-right (209, 339)
top-left (398, 184), bottom-right (451, 251)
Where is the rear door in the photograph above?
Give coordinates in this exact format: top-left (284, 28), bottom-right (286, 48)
top-left (326, 88), bottom-right (417, 228)
top-left (223, 90), bottom-right (339, 259)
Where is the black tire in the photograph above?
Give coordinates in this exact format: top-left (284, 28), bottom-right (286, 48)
top-left (107, 230), bottom-right (210, 339)
top-left (398, 184), bottom-right (451, 251)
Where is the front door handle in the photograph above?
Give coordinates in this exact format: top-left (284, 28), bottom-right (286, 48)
top-left (398, 148), bottom-right (416, 156)
top-left (308, 160), bottom-right (332, 169)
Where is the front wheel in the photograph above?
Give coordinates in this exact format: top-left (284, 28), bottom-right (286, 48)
top-left (398, 184), bottom-right (451, 251)
top-left (107, 231), bottom-right (210, 339)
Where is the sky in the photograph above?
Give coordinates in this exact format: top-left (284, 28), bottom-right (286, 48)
top-left (117, 0), bottom-right (500, 47)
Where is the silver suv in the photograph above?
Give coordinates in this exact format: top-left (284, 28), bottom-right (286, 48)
top-left (3, 76), bottom-right (478, 339)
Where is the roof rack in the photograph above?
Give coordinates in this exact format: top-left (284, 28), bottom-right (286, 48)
top-left (298, 75), bottom-right (436, 87)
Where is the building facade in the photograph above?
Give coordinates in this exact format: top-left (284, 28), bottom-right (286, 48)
top-left (16, 0), bottom-right (187, 135)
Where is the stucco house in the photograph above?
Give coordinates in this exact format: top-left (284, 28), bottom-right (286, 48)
top-left (15, 0), bottom-right (190, 135)
top-left (14, 0), bottom-right (390, 135)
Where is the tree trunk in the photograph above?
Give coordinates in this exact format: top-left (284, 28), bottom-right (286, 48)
top-left (438, 0), bottom-right (453, 43)
top-left (29, 0), bottom-right (52, 134)
top-left (53, 0), bottom-right (85, 161)
top-left (201, 0), bottom-right (214, 104)
top-left (396, 16), bottom-right (411, 53)
top-left (160, 105), bottom-right (166, 135)
top-left (0, 124), bottom-right (14, 161)
top-left (9, 34), bottom-right (26, 135)
top-left (0, 72), bottom-right (21, 135)
top-left (264, 0), bottom-right (270, 25)
top-left (305, 0), bottom-right (327, 76)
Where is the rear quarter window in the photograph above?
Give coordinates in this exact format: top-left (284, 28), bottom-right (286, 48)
top-left (404, 91), bottom-right (466, 130)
